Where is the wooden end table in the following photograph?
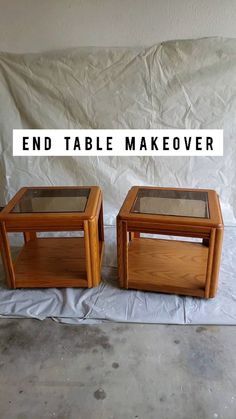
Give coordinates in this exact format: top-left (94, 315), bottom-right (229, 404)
top-left (117, 186), bottom-right (224, 298)
top-left (0, 186), bottom-right (104, 288)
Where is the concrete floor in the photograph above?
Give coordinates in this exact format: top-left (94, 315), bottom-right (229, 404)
top-left (0, 320), bottom-right (235, 419)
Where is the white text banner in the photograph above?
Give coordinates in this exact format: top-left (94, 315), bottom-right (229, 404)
top-left (13, 129), bottom-right (223, 156)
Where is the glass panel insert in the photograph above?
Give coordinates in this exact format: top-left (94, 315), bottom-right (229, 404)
top-left (12, 188), bottom-right (90, 213)
top-left (131, 189), bottom-right (209, 218)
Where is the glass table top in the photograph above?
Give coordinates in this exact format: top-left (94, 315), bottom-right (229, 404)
top-left (12, 188), bottom-right (90, 213)
top-left (131, 189), bottom-right (209, 218)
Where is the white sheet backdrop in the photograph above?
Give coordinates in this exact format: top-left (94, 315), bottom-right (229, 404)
top-left (0, 37), bottom-right (236, 230)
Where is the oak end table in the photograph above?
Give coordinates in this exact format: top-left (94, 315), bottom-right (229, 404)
top-left (117, 186), bottom-right (224, 298)
top-left (0, 186), bottom-right (104, 288)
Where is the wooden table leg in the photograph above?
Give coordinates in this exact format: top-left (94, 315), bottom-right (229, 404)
top-left (23, 232), bottom-right (37, 243)
top-left (209, 227), bottom-right (224, 298)
top-left (129, 232), bottom-right (140, 241)
top-left (88, 218), bottom-right (100, 287)
top-left (204, 229), bottom-right (216, 298)
top-left (84, 220), bottom-right (92, 288)
top-left (117, 218), bottom-right (128, 288)
top-left (98, 200), bottom-right (104, 243)
top-left (19, 197), bottom-right (37, 243)
top-left (0, 222), bottom-right (15, 288)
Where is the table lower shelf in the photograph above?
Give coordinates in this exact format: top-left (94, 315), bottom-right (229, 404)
top-left (127, 238), bottom-right (209, 297)
top-left (13, 237), bottom-right (103, 288)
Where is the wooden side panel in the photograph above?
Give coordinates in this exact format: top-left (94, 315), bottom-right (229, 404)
top-left (128, 238), bottom-right (207, 297)
top-left (14, 238), bottom-right (87, 288)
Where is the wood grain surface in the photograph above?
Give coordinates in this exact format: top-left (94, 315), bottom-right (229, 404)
top-left (14, 237), bottom-right (88, 288)
top-left (128, 238), bottom-right (208, 297)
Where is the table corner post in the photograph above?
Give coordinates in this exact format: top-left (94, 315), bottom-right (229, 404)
top-left (0, 221), bottom-right (16, 288)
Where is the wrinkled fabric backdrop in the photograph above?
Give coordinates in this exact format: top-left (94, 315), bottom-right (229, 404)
top-left (0, 38), bottom-right (236, 258)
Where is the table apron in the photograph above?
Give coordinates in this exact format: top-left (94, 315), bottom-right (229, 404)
top-left (126, 221), bottom-right (211, 239)
top-left (4, 221), bottom-right (85, 232)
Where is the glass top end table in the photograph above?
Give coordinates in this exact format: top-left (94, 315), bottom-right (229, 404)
top-left (117, 186), bottom-right (224, 299)
top-left (0, 186), bottom-right (104, 289)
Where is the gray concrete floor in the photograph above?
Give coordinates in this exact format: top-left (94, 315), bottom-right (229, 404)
top-left (0, 320), bottom-right (235, 419)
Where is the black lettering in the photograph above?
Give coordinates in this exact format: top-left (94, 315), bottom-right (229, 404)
top-left (23, 137), bottom-right (29, 151)
top-left (173, 137), bottom-right (180, 150)
top-left (96, 137), bottom-right (102, 151)
top-left (107, 137), bottom-right (113, 150)
top-left (45, 137), bottom-right (51, 150)
top-left (85, 137), bottom-right (92, 150)
top-left (64, 137), bottom-right (70, 150)
top-left (125, 136), bottom-right (135, 151)
top-left (206, 136), bottom-right (213, 150)
top-left (140, 137), bottom-right (147, 150)
top-left (184, 137), bottom-right (191, 150)
top-left (74, 137), bottom-right (81, 150)
top-left (163, 137), bottom-right (169, 150)
top-left (32, 136), bottom-right (40, 150)
top-left (196, 137), bottom-right (202, 150)
top-left (151, 137), bottom-right (158, 150)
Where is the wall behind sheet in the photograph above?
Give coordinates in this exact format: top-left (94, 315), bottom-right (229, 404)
top-left (0, 0), bottom-right (236, 52)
